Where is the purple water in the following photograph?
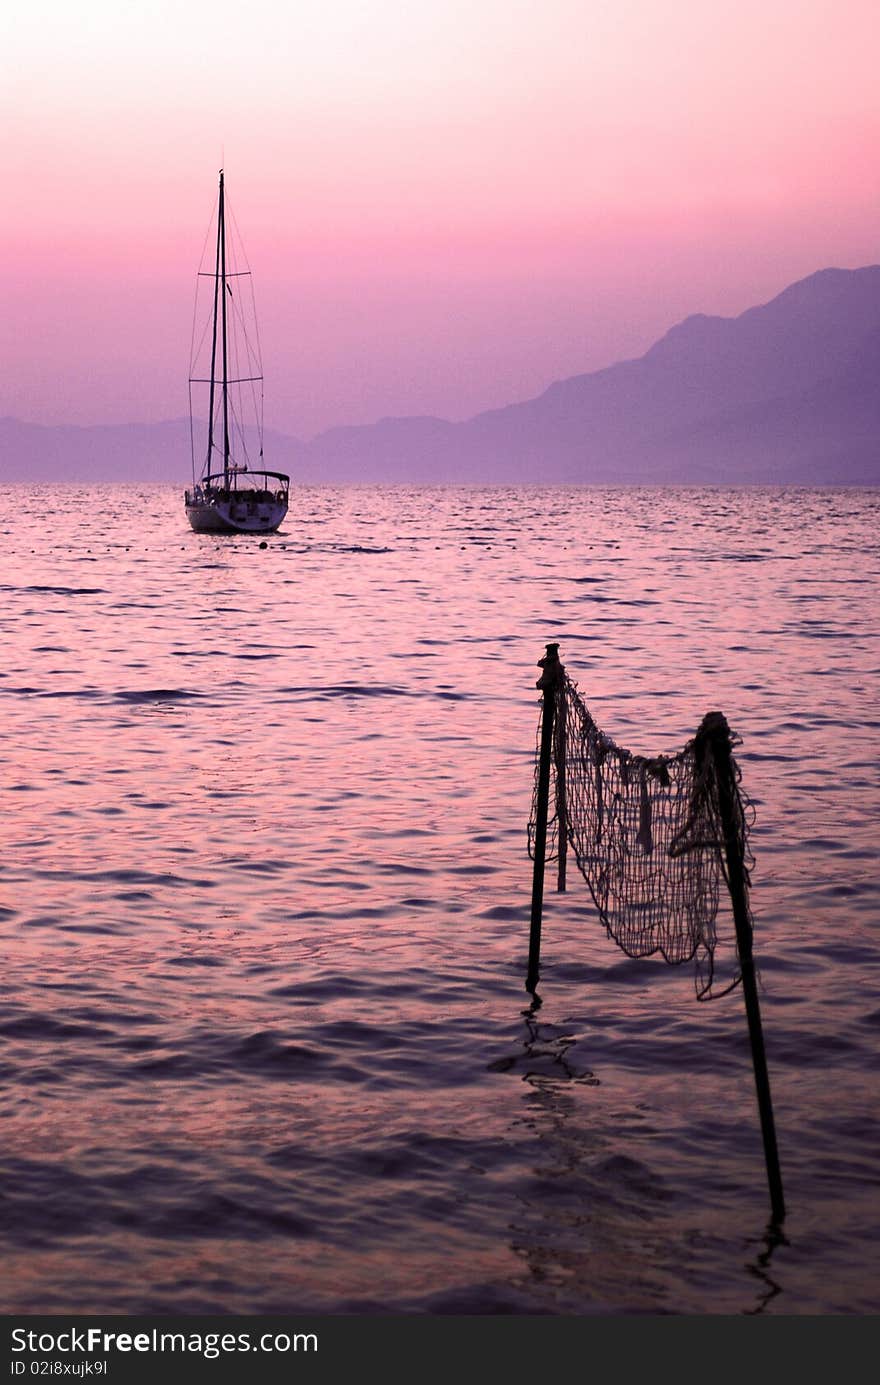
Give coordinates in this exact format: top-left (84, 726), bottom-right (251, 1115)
top-left (1, 483), bottom-right (877, 1314)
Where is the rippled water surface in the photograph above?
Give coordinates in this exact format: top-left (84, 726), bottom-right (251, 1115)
top-left (1, 484), bottom-right (878, 1315)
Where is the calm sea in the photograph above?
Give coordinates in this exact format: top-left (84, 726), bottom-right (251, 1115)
top-left (1, 484), bottom-right (878, 1315)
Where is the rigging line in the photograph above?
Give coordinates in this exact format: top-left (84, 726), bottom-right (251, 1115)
top-left (228, 232), bottom-right (249, 466)
top-left (251, 370), bottom-right (263, 456)
top-left (205, 181), bottom-right (223, 468)
top-left (246, 271), bottom-right (265, 451)
top-left (230, 397), bottom-right (250, 468)
top-left (229, 300), bottom-right (249, 466)
top-left (188, 287), bottom-right (202, 382)
top-left (226, 198), bottom-right (253, 276)
top-left (245, 265), bottom-right (264, 370)
top-left (223, 246), bottom-right (263, 452)
top-left (189, 297), bottom-right (216, 378)
top-left (196, 194), bottom-right (219, 273)
top-left (188, 382), bottom-right (196, 484)
top-left (189, 197), bottom-right (218, 372)
top-left (225, 192), bottom-right (265, 449)
top-left (225, 279), bottom-right (261, 369)
top-left (227, 194), bottom-right (265, 445)
top-left (227, 285), bottom-right (263, 445)
top-left (225, 221), bottom-right (261, 369)
top-left (211, 392), bottom-right (223, 456)
top-left (226, 277), bottom-right (263, 399)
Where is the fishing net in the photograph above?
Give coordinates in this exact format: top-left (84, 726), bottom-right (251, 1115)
top-left (528, 658), bottom-right (754, 999)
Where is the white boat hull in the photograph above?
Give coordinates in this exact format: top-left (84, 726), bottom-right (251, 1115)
top-left (185, 495), bottom-right (288, 535)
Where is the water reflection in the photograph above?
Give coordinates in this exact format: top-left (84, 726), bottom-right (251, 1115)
top-left (743, 1223), bottom-right (788, 1314)
top-left (504, 1004), bottom-right (792, 1314)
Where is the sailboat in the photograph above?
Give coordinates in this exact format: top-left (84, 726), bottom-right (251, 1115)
top-left (185, 170), bottom-right (289, 534)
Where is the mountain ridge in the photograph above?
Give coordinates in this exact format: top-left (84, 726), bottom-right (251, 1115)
top-left (3, 264), bottom-right (879, 484)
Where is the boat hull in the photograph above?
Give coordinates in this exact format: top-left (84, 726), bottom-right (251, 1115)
top-left (185, 497), bottom-right (288, 535)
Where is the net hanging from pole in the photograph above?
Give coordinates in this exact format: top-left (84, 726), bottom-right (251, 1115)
top-left (528, 670), bottom-right (755, 999)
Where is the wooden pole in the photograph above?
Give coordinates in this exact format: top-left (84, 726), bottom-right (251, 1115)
top-left (703, 712), bottom-right (786, 1223)
top-left (527, 644), bottom-right (563, 993)
top-left (556, 686), bottom-right (568, 894)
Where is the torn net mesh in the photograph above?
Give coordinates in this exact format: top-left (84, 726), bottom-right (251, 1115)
top-left (528, 674), bottom-right (754, 999)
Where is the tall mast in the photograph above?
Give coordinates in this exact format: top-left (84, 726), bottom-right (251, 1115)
top-left (219, 169), bottom-right (230, 489)
top-left (205, 170), bottom-right (223, 476)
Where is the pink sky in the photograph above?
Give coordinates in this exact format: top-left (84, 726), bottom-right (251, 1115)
top-left (1, 0), bottom-right (878, 439)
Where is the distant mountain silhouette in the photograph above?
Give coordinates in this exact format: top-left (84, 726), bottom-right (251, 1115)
top-left (0, 417), bottom-right (304, 486)
top-left (3, 265), bottom-right (879, 484)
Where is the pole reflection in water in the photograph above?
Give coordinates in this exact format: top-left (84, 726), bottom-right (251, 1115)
top-left (495, 1003), bottom-right (791, 1314)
